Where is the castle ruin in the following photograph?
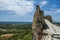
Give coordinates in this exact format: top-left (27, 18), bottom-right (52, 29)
top-left (32, 5), bottom-right (44, 40)
top-left (32, 5), bottom-right (60, 40)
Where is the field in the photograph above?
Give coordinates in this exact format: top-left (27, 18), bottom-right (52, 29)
top-left (0, 24), bottom-right (32, 40)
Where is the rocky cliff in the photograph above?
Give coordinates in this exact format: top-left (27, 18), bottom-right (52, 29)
top-left (32, 5), bottom-right (52, 40)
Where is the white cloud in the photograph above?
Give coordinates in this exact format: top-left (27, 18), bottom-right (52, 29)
top-left (44, 8), bottom-right (60, 22)
top-left (40, 1), bottom-right (48, 7)
top-left (56, 9), bottom-right (60, 13)
top-left (44, 8), bottom-right (60, 15)
top-left (0, 0), bottom-right (34, 15)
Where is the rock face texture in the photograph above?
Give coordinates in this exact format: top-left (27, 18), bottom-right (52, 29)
top-left (32, 5), bottom-right (44, 40)
top-left (32, 5), bottom-right (53, 40)
top-left (32, 5), bottom-right (60, 40)
top-left (44, 15), bottom-right (52, 23)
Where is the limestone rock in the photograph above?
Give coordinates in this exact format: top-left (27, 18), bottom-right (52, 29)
top-left (32, 5), bottom-right (44, 40)
top-left (44, 15), bottom-right (52, 23)
top-left (32, 5), bottom-right (53, 40)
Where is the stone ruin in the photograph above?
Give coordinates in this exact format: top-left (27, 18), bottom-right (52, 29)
top-left (32, 5), bottom-right (53, 40)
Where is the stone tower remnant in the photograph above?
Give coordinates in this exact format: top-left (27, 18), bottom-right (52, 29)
top-left (32, 5), bottom-right (53, 40)
top-left (32, 4), bottom-right (60, 40)
top-left (32, 5), bottom-right (44, 40)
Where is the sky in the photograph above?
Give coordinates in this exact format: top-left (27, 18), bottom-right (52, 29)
top-left (0, 0), bottom-right (60, 22)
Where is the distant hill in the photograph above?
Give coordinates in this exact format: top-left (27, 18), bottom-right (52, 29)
top-left (53, 22), bottom-right (60, 24)
top-left (53, 22), bottom-right (60, 26)
top-left (0, 22), bottom-right (32, 24)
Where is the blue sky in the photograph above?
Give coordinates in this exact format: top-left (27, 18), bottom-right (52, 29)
top-left (0, 0), bottom-right (60, 22)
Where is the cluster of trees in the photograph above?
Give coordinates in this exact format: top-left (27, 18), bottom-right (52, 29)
top-left (0, 24), bottom-right (32, 29)
top-left (0, 24), bottom-right (32, 40)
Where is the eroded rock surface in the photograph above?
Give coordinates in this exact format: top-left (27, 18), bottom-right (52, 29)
top-left (32, 5), bottom-right (60, 40)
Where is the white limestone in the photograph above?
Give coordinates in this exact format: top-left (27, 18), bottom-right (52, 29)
top-left (42, 19), bottom-right (60, 40)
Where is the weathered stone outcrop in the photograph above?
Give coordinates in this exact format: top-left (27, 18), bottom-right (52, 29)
top-left (32, 5), bottom-right (52, 40)
top-left (32, 5), bottom-right (44, 40)
top-left (44, 15), bottom-right (52, 23)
